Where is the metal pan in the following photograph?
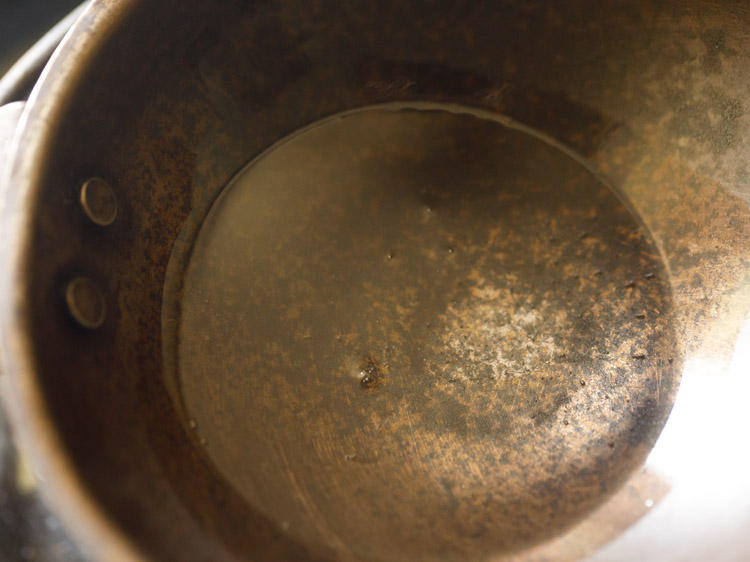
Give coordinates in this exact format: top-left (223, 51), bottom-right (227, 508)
top-left (1, 1), bottom-right (749, 561)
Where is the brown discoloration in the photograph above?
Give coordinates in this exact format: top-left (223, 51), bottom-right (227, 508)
top-left (358, 356), bottom-right (385, 391)
top-left (173, 108), bottom-right (677, 561)
top-left (505, 467), bottom-right (672, 562)
top-left (357, 57), bottom-right (619, 159)
top-left (2, 1), bottom-right (750, 562)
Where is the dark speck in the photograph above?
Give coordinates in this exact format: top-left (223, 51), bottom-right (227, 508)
top-left (359, 355), bottom-right (385, 390)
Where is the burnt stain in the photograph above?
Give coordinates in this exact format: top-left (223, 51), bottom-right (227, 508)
top-left (626, 397), bottom-right (664, 447)
top-left (17, 0), bottom-right (745, 560)
top-left (431, 395), bottom-right (471, 438)
top-left (532, 392), bottom-right (572, 427)
top-left (700, 28), bottom-right (734, 75)
top-left (439, 478), bottom-right (461, 513)
top-left (184, 6), bottom-right (312, 113)
top-left (669, 86), bottom-right (743, 156)
top-left (356, 57), bottom-right (494, 99)
top-left (358, 355), bottom-right (386, 390)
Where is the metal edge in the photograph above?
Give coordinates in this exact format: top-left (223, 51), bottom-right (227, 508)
top-left (0, 1), bottom-right (151, 561)
top-left (0, 2), bottom-right (89, 105)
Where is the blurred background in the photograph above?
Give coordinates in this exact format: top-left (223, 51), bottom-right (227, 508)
top-left (0, 0), bottom-right (80, 74)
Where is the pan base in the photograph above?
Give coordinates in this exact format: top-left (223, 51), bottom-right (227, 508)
top-left (169, 104), bottom-right (679, 562)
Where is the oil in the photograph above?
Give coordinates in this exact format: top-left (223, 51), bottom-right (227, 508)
top-left (168, 103), bottom-right (679, 561)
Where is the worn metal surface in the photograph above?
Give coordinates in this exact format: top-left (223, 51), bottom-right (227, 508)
top-left (78, 177), bottom-right (117, 227)
top-left (64, 277), bottom-right (105, 330)
top-left (170, 105), bottom-right (678, 562)
top-left (0, 1), bottom-right (749, 561)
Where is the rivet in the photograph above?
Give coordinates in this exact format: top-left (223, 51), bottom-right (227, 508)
top-left (65, 277), bottom-right (106, 329)
top-left (79, 177), bottom-right (117, 226)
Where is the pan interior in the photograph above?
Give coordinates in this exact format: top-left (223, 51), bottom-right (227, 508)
top-left (165, 104), bottom-right (679, 562)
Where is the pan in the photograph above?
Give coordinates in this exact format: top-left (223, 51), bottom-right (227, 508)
top-left (1, 1), bottom-right (749, 561)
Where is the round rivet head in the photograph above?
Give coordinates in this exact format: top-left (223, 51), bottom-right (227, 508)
top-left (80, 177), bottom-right (117, 226)
top-left (65, 277), bottom-right (106, 329)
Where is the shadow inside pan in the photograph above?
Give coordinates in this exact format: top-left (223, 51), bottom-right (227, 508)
top-left (164, 103), bottom-right (679, 562)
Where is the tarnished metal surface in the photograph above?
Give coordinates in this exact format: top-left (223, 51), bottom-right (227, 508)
top-left (172, 105), bottom-right (678, 561)
top-left (0, 1), bottom-right (748, 561)
top-left (64, 277), bottom-right (105, 329)
top-left (78, 177), bottom-right (117, 227)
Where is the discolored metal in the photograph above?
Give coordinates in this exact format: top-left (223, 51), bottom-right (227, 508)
top-left (0, 2), bottom-right (749, 562)
top-left (64, 277), bottom-right (105, 330)
top-left (170, 104), bottom-right (678, 562)
top-left (79, 177), bottom-right (117, 226)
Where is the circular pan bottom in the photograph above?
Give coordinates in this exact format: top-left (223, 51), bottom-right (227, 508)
top-left (166, 104), bottom-right (679, 562)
